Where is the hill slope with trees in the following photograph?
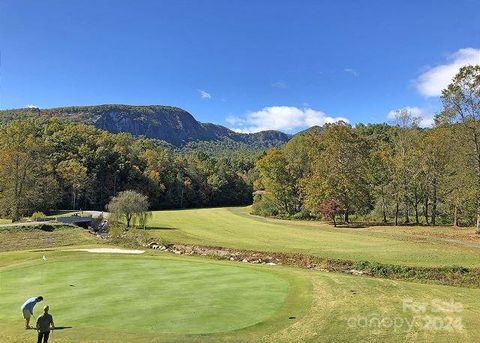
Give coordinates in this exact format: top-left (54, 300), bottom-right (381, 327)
top-left (253, 66), bottom-right (480, 231)
top-left (0, 104), bottom-right (290, 147)
top-left (0, 119), bottom-right (255, 220)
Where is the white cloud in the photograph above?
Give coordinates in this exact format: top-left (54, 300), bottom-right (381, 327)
top-left (271, 81), bottom-right (288, 89)
top-left (198, 89), bottom-right (212, 99)
top-left (415, 48), bottom-right (480, 97)
top-left (344, 68), bottom-right (359, 77)
top-left (228, 106), bottom-right (349, 133)
top-left (387, 106), bottom-right (434, 128)
top-left (26, 104), bottom-right (38, 109)
top-left (225, 115), bottom-right (244, 125)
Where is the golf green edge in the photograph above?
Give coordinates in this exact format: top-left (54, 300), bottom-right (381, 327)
top-left (0, 249), bottom-right (312, 342)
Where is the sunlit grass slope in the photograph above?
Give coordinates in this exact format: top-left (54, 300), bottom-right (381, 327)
top-left (148, 207), bottom-right (480, 267)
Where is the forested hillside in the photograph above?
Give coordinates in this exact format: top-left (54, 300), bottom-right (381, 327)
top-left (0, 104), bottom-right (290, 147)
top-left (254, 66), bottom-right (480, 231)
top-left (0, 119), bottom-right (254, 221)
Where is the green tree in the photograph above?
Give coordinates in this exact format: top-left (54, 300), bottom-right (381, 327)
top-left (440, 65), bottom-right (480, 232)
top-left (0, 120), bottom-right (59, 220)
top-left (391, 109), bottom-right (421, 224)
top-left (303, 123), bottom-right (372, 223)
top-left (107, 190), bottom-right (150, 228)
top-left (134, 210), bottom-right (153, 230)
top-left (439, 125), bottom-right (477, 226)
top-left (57, 159), bottom-right (89, 210)
top-left (255, 148), bottom-right (300, 215)
top-left (419, 127), bottom-right (452, 225)
top-left (356, 124), bottom-right (396, 223)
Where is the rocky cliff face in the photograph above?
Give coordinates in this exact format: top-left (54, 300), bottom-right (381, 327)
top-left (91, 105), bottom-right (209, 145)
top-left (0, 104), bottom-right (291, 147)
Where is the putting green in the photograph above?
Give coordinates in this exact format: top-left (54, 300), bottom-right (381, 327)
top-left (0, 252), bottom-right (294, 336)
top-left (2, 249), bottom-right (480, 342)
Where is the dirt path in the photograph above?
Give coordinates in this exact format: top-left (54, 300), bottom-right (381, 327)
top-left (0, 221), bottom-right (51, 228)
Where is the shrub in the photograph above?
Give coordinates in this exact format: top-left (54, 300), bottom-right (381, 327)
top-left (108, 223), bottom-right (126, 238)
top-left (291, 210), bottom-right (314, 220)
top-left (251, 193), bottom-right (278, 217)
top-left (31, 211), bottom-right (46, 221)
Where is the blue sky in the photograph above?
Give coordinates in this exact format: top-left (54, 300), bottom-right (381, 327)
top-left (1, 0), bottom-right (479, 133)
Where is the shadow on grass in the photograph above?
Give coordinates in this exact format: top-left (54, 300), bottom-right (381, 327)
top-left (333, 222), bottom-right (455, 229)
top-left (53, 326), bottom-right (73, 330)
top-left (335, 223), bottom-right (367, 229)
top-left (144, 226), bottom-right (178, 231)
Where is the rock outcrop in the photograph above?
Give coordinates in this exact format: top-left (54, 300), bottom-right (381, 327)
top-left (0, 104), bottom-right (291, 147)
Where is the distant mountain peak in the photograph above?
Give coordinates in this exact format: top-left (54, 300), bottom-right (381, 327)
top-left (0, 104), bottom-right (291, 148)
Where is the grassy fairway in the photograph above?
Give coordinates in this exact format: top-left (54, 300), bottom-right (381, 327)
top-left (1, 208), bottom-right (479, 342)
top-left (147, 207), bottom-right (480, 267)
top-left (1, 249), bottom-right (479, 342)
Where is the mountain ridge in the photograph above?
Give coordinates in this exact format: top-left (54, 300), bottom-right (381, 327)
top-left (0, 104), bottom-right (291, 147)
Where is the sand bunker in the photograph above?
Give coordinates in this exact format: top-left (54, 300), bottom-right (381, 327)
top-left (68, 248), bottom-right (145, 254)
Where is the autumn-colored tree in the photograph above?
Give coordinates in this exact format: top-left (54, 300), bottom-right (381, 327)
top-left (318, 199), bottom-right (342, 227)
top-left (303, 123), bottom-right (372, 223)
top-left (440, 65), bottom-right (480, 232)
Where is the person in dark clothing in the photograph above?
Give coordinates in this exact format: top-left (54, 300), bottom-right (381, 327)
top-left (36, 305), bottom-right (55, 343)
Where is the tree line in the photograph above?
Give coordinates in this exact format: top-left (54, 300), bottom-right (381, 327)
top-left (253, 65), bottom-right (480, 232)
top-left (1, 65), bottom-right (478, 231)
top-left (0, 119), bottom-right (254, 221)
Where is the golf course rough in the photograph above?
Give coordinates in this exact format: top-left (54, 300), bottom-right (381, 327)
top-left (0, 251), bottom-right (294, 336)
